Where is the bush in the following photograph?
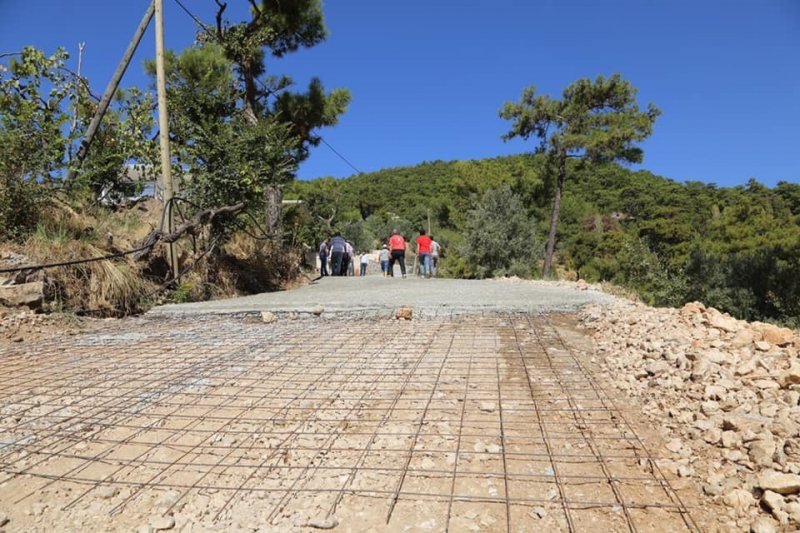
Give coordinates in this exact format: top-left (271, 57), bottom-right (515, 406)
top-left (459, 185), bottom-right (538, 279)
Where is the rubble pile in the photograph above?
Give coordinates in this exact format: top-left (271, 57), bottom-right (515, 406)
top-left (580, 300), bottom-right (800, 532)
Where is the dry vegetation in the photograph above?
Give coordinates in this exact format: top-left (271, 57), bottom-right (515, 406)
top-left (0, 198), bottom-right (308, 320)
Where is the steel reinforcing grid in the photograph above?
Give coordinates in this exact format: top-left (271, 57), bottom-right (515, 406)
top-left (0, 312), bottom-right (698, 532)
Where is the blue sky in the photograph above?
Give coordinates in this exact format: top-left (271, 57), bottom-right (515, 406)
top-left (1, 0), bottom-right (798, 186)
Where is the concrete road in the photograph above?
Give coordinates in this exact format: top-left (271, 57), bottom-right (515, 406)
top-left (149, 277), bottom-right (613, 317)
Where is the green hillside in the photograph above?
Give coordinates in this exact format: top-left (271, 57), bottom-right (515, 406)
top-left (288, 154), bottom-right (800, 325)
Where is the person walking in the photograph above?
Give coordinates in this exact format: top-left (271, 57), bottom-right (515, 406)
top-left (379, 244), bottom-right (390, 277)
top-left (318, 238), bottom-right (330, 277)
top-left (388, 229), bottom-right (407, 278)
top-left (359, 251), bottom-right (369, 277)
top-left (329, 233), bottom-right (347, 276)
top-left (415, 229), bottom-right (433, 278)
top-left (430, 236), bottom-right (441, 277)
top-left (345, 241), bottom-right (355, 276)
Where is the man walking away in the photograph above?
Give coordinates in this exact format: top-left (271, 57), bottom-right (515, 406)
top-left (319, 238), bottom-right (330, 276)
top-left (430, 236), bottom-right (441, 277)
top-left (359, 251), bottom-right (369, 277)
top-left (415, 229), bottom-right (433, 278)
top-left (329, 233), bottom-right (347, 276)
top-left (388, 229), bottom-right (407, 278)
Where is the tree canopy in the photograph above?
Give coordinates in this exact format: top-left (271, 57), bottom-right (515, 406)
top-left (499, 74), bottom-right (660, 276)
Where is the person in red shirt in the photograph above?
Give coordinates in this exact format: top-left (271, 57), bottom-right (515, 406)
top-left (415, 230), bottom-right (433, 278)
top-left (388, 229), bottom-right (407, 278)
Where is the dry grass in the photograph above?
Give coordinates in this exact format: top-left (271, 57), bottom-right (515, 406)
top-left (597, 280), bottom-right (643, 302)
top-left (17, 203), bottom-right (158, 316)
top-left (213, 232), bottom-right (303, 296)
top-left (25, 232), bottom-right (155, 316)
top-left (6, 201), bottom-right (308, 315)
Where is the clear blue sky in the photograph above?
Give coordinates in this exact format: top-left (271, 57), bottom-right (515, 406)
top-left (2, 0), bottom-right (798, 186)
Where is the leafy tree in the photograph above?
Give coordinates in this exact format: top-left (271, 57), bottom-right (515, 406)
top-left (460, 185), bottom-right (538, 279)
top-left (499, 74), bottom-right (660, 276)
top-left (186, 0), bottom-right (351, 236)
top-left (0, 47), bottom-right (155, 238)
top-left (0, 47), bottom-right (74, 237)
top-left (153, 44), bottom-right (296, 219)
top-left (73, 87), bottom-right (158, 196)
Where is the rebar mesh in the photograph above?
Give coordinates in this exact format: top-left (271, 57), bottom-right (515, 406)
top-left (0, 313), bottom-right (697, 531)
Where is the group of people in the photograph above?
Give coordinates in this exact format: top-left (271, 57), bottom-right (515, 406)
top-left (380, 229), bottom-right (441, 278)
top-left (318, 233), bottom-right (370, 277)
top-left (318, 229), bottom-right (441, 279)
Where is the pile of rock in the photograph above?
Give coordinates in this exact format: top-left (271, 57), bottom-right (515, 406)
top-left (0, 251), bottom-right (43, 310)
top-left (579, 299), bottom-right (800, 532)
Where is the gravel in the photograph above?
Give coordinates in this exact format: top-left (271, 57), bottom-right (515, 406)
top-left (148, 277), bottom-right (614, 317)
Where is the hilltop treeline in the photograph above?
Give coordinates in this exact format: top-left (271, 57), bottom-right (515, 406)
top-left (288, 155), bottom-right (800, 325)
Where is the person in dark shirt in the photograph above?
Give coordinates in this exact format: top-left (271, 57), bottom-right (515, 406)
top-left (319, 238), bottom-right (330, 276)
top-left (329, 233), bottom-right (347, 276)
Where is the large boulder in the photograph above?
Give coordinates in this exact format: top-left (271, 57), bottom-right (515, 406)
top-left (757, 470), bottom-right (800, 495)
top-left (778, 363), bottom-right (800, 389)
top-left (706, 308), bottom-right (740, 333)
top-left (0, 281), bottom-right (43, 309)
top-left (751, 323), bottom-right (795, 347)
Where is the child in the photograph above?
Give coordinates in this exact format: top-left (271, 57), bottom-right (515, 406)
top-left (379, 244), bottom-right (390, 277)
top-left (359, 251), bottom-right (370, 277)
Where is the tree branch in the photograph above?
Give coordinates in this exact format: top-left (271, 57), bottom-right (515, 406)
top-left (214, 0), bottom-right (228, 39)
top-left (134, 202), bottom-right (245, 260)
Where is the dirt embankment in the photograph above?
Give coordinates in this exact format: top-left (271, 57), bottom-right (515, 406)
top-left (578, 299), bottom-right (800, 532)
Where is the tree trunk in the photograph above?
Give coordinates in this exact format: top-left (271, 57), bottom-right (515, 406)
top-left (543, 154), bottom-right (566, 278)
top-left (266, 185), bottom-right (282, 240)
top-left (243, 70), bottom-right (258, 124)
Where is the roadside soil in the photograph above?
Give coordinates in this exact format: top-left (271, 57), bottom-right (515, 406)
top-left (0, 308), bottom-right (104, 346)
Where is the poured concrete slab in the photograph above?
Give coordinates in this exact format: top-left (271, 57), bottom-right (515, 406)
top-left (149, 277), bottom-right (613, 317)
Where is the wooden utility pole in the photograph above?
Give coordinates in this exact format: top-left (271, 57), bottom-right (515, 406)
top-left (66, 2), bottom-right (155, 180)
top-left (155, 0), bottom-right (179, 279)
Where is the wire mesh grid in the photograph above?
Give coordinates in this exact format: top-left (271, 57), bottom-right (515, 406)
top-left (0, 313), bottom-right (698, 531)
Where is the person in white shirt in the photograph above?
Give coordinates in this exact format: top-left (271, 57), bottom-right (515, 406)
top-left (430, 237), bottom-right (441, 277)
top-left (359, 252), bottom-right (369, 276)
top-left (345, 241), bottom-right (354, 276)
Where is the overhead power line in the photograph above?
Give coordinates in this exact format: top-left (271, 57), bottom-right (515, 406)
top-left (319, 137), bottom-right (361, 175)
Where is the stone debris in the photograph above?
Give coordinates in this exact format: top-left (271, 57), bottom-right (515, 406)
top-left (306, 515), bottom-right (339, 529)
top-left (149, 514), bottom-right (175, 530)
top-left (395, 307), bottom-right (413, 320)
top-left (757, 471), bottom-right (800, 495)
top-left (0, 511), bottom-right (8, 527)
top-left (579, 299), bottom-right (800, 528)
top-left (750, 516), bottom-right (778, 533)
top-left (479, 402), bottom-right (496, 413)
top-left (260, 311), bottom-right (276, 323)
top-left (95, 485), bottom-right (118, 499)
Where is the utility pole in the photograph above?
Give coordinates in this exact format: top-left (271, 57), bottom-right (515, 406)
top-left (155, 0), bottom-right (179, 279)
top-left (66, 2), bottom-right (155, 180)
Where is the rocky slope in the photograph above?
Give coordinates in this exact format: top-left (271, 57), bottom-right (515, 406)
top-left (579, 299), bottom-right (800, 533)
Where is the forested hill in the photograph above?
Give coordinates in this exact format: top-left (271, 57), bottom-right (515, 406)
top-left (288, 154), bottom-right (800, 325)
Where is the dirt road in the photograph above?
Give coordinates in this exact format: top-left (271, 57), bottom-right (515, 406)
top-left (0, 280), bottom-right (711, 532)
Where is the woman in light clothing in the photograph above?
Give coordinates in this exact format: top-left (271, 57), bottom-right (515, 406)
top-left (430, 237), bottom-right (441, 277)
